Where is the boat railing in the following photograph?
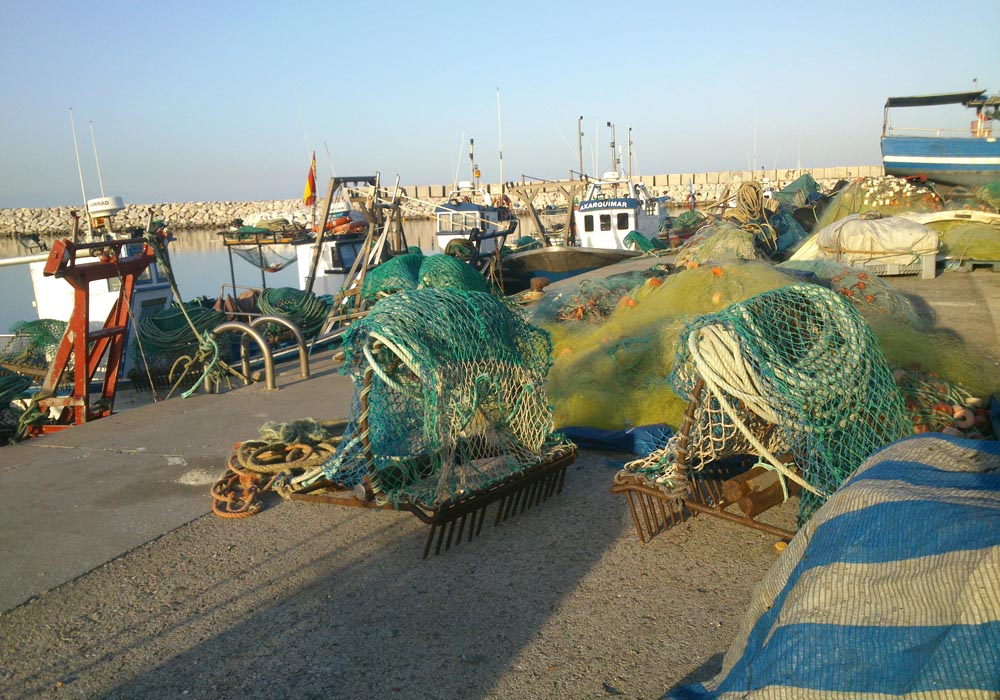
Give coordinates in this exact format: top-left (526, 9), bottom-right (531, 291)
top-left (885, 126), bottom-right (989, 138)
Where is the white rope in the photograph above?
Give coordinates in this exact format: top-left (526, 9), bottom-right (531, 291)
top-left (687, 324), bottom-right (824, 498)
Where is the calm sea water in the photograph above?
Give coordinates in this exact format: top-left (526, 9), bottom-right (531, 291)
top-left (0, 220), bottom-right (442, 334)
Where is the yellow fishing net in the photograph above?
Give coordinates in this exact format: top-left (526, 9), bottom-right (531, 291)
top-left (815, 176), bottom-right (943, 231)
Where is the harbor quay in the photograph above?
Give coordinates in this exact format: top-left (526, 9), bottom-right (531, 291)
top-left (1, 256), bottom-right (998, 698)
top-left (0, 165), bottom-right (884, 236)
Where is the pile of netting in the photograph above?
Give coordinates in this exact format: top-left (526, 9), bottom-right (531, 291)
top-left (778, 259), bottom-right (1000, 400)
top-left (273, 288), bottom-right (574, 512)
top-left (257, 287), bottom-right (331, 337)
top-left (232, 245), bottom-right (298, 272)
top-left (973, 182), bottom-right (1000, 210)
top-left (920, 219), bottom-right (1000, 261)
top-left (360, 251), bottom-right (495, 301)
top-left (814, 176), bottom-right (943, 231)
top-left (134, 303), bottom-right (229, 374)
top-left (616, 283), bottom-right (911, 523)
top-left (0, 319), bottom-right (66, 372)
top-left (526, 261), bottom-right (808, 431)
top-left (0, 369), bottom-right (31, 440)
top-left (893, 367), bottom-right (995, 438)
top-left (675, 220), bottom-right (762, 267)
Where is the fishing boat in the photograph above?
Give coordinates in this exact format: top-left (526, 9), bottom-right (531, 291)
top-left (3, 197), bottom-right (174, 381)
top-left (572, 170), bottom-right (661, 248)
top-left (434, 139), bottom-right (516, 259)
top-left (880, 89), bottom-right (1000, 188)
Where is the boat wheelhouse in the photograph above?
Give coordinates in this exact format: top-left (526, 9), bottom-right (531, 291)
top-left (572, 171), bottom-right (659, 249)
top-left (880, 90), bottom-right (1000, 188)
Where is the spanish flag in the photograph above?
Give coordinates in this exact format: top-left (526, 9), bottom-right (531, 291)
top-left (303, 151), bottom-right (317, 206)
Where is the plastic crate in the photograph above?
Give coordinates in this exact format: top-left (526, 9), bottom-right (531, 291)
top-left (862, 252), bottom-right (937, 280)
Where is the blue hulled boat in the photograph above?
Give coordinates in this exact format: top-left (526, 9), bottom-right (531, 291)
top-left (880, 90), bottom-right (1000, 188)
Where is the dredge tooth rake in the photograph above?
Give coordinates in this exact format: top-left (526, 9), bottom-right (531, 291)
top-left (610, 379), bottom-right (799, 542)
top-left (287, 446), bottom-right (575, 558)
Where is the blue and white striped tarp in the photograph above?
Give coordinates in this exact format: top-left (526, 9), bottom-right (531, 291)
top-left (669, 434), bottom-right (1000, 699)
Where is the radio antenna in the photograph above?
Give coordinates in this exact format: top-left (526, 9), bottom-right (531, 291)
top-left (89, 120), bottom-right (106, 196)
top-left (69, 108), bottom-right (88, 207)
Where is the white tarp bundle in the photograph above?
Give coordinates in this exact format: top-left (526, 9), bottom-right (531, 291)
top-left (668, 434), bottom-right (1000, 699)
top-left (789, 212), bottom-right (939, 266)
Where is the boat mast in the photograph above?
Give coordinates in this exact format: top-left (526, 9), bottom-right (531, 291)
top-left (577, 116), bottom-right (584, 179)
top-left (69, 109), bottom-right (88, 211)
top-left (497, 87), bottom-right (504, 203)
top-left (607, 121), bottom-right (617, 174)
top-left (89, 121), bottom-right (106, 197)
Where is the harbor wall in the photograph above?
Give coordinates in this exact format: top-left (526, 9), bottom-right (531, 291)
top-left (0, 165), bottom-right (883, 236)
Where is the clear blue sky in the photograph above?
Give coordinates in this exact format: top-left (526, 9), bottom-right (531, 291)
top-left (2, 0), bottom-right (997, 208)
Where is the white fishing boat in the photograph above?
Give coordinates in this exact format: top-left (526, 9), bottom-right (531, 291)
top-left (572, 170), bottom-right (661, 248)
top-left (433, 139), bottom-right (516, 258)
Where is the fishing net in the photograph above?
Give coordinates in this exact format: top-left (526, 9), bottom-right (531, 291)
top-left (257, 287), bottom-right (330, 337)
top-left (289, 288), bottom-right (574, 511)
top-left (0, 319), bottom-right (67, 372)
top-left (361, 252), bottom-right (424, 301)
top-left (0, 369), bottom-right (31, 439)
top-left (777, 259), bottom-right (1000, 399)
top-left (360, 252), bottom-right (495, 301)
top-left (231, 245), bottom-right (298, 272)
top-left (674, 220), bottom-right (762, 267)
top-left (814, 176), bottom-right (943, 231)
top-left (617, 283), bottom-right (910, 524)
top-left (136, 303), bottom-right (229, 369)
top-left (894, 368), bottom-right (995, 438)
top-left (526, 261), bottom-right (806, 432)
top-left (973, 182), bottom-right (1000, 210)
top-left (933, 221), bottom-right (1000, 261)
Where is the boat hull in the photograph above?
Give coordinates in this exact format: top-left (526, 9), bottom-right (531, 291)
top-left (881, 136), bottom-right (1000, 188)
top-left (502, 246), bottom-right (640, 291)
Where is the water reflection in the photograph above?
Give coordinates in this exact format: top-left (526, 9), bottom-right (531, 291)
top-left (0, 219), bottom-right (444, 333)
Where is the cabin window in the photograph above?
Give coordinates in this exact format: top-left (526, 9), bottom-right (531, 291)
top-left (600, 214), bottom-right (612, 231)
top-left (617, 213), bottom-right (630, 230)
top-left (584, 215), bottom-right (594, 233)
top-left (336, 242), bottom-right (363, 270)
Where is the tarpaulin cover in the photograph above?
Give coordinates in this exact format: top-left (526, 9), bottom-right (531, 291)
top-left (669, 434), bottom-right (1000, 699)
top-left (790, 213), bottom-right (939, 266)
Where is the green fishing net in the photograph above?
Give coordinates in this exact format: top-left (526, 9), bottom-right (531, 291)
top-left (675, 220), bottom-right (761, 267)
top-left (297, 288), bottom-right (573, 511)
top-left (617, 283), bottom-right (910, 524)
top-left (0, 319), bottom-right (67, 371)
top-left (136, 303), bottom-right (229, 369)
top-left (933, 221), bottom-right (1000, 261)
top-left (527, 261), bottom-right (805, 431)
top-left (360, 251), bottom-right (495, 301)
top-left (814, 176), bottom-right (943, 230)
top-left (258, 287), bottom-right (330, 337)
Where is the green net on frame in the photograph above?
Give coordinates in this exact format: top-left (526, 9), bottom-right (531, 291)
top-left (0, 319), bottom-right (67, 371)
top-left (300, 288), bottom-right (574, 512)
top-left (617, 283), bottom-right (910, 524)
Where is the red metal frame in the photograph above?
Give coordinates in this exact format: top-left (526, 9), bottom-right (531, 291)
top-left (29, 235), bottom-right (158, 436)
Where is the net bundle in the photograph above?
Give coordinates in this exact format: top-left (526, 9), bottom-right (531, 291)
top-left (0, 319), bottom-right (67, 371)
top-left (814, 176), bottom-right (943, 231)
top-left (360, 251), bottom-right (494, 301)
top-left (618, 283), bottom-right (910, 523)
top-left (232, 245), bottom-right (298, 272)
top-left (257, 287), bottom-right (330, 337)
top-left (302, 288), bottom-right (573, 511)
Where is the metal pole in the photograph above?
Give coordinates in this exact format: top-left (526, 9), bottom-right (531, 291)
top-left (577, 116), bottom-right (583, 179)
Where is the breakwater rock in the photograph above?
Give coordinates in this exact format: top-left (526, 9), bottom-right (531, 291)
top-left (0, 165), bottom-right (884, 237)
top-left (0, 199), bottom-right (312, 237)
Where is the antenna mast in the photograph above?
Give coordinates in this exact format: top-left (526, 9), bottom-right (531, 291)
top-left (496, 87), bottom-right (504, 200)
top-left (69, 108), bottom-right (87, 208)
top-left (89, 120), bottom-right (106, 197)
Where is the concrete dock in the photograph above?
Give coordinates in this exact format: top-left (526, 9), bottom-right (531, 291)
top-left (0, 265), bottom-right (998, 700)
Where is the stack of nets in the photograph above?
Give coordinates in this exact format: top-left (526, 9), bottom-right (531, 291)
top-left (135, 303), bottom-right (229, 373)
top-left (814, 176), bottom-right (943, 231)
top-left (360, 251), bottom-right (495, 302)
top-left (288, 288), bottom-right (574, 511)
top-left (0, 319), bottom-right (67, 373)
top-left (526, 262), bottom-right (805, 431)
top-left (617, 283), bottom-right (911, 523)
top-left (0, 368), bottom-right (31, 439)
top-left (257, 287), bottom-right (331, 337)
top-left (926, 220), bottom-right (1000, 262)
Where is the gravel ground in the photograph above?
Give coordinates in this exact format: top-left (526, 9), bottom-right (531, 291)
top-left (0, 451), bottom-right (796, 700)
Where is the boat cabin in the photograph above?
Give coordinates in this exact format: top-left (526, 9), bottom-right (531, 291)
top-left (434, 181), bottom-right (511, 256)
top-left (573, 172), bottom-right (658, 249)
